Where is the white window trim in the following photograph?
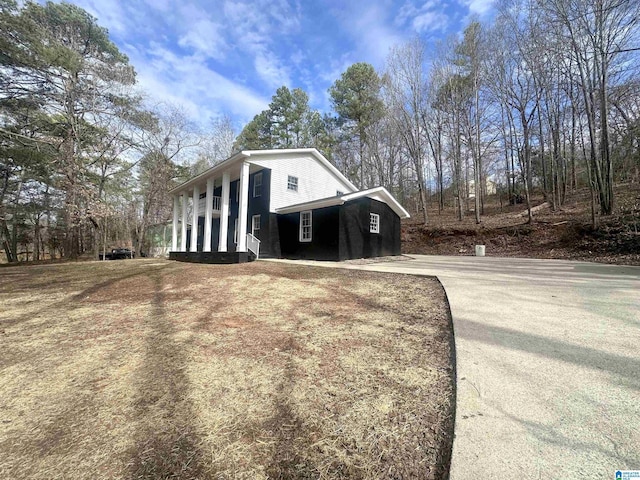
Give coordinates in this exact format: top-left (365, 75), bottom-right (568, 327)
top-left (288, 175), bottom-right (298, 192)
top-left (253, 172), bottom-right (262, 198)
top-left (370, 213), bottom-right (380, 234)
top-left (299, 210), bottom-right (312, 242)
top-left (252, 214), bottom-right (261, 237)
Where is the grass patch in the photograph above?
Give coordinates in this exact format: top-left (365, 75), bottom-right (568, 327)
top-left (0, 259), bottom-right (454, 479)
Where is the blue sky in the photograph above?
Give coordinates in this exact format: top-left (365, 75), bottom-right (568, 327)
top-left (64, 0), bottom-right (496, 129)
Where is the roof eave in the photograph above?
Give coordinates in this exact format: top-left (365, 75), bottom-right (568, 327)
top-left (275, 197), bottom-right (345, 214)
top-left (168, 150), bottom-right (249, 195)
top-left (343, 186), bottom-right (411, 219)
top-left (168, 148), bottom-right (357, 195)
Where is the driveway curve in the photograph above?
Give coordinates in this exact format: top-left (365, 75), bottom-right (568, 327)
top-left (270, 255), bottom-right (640, 479)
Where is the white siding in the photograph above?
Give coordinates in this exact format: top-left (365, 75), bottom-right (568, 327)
top-left (248, 153), bottom-right (356, 212)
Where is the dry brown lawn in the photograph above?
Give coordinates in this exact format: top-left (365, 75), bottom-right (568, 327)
top-left (0, 259), bottom-right (455, 480)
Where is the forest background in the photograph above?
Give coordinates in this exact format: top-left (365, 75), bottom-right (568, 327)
top-left (1, 0), bottom-right (638, 262)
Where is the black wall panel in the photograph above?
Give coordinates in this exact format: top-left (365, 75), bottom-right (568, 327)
top-left (277, 206), bottom-right (340, 260)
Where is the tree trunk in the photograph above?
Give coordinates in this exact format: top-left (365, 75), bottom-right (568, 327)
top-left (474, 87), bottom-right (481, 224)
top-left (1, 220), bottom-right (16, 263)
top-left (521, 110), bottom-right (533, 224)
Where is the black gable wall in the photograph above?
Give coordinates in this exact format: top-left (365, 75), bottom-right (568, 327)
top-left (338, 197), bottom-right (400, 260)
top-left (277, 205), bottom-right (340, 260)
top-left (368, 198), bottom-right (401, 256)
top-left (277, 197), bottom-right (400, 261)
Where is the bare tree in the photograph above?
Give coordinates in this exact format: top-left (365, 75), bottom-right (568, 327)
top-left (541, 0), bottom-right (640, 215)
top-left (134, 104), bottom-right (198, 256)
top-left (385, 38), bottom-right (430, 224)
top-left (488, 1), bottom-right (546, 222)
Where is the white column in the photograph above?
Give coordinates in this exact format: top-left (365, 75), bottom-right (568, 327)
top-left (237, 162), bottom-right (250, 252)
top-left (171, 195), bottom-right (179, 251)
top-left (218, 171), bottom-right (230, 252)
top-left (190, 186), bottom-right (199, 252)
top-left (180, 192), bottom-right (188, 251)
top-left (203, 178), bottom-right (214, 252)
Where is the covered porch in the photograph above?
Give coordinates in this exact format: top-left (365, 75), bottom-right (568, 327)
top-left (169, 161), bottom-right (260, 263)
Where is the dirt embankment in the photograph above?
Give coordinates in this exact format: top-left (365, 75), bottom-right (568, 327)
top-left (402, 184), bottom-right (640, 266)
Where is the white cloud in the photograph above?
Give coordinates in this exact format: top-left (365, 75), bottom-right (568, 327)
top-left (221, 0), bottom-right (301, 88)
top-left (71, 0), bottom-right (127, 35)
top-left (127, 44), bottom-right (269, 124)
top-left (395, 1), bottom-right (450, 34)
top-left (254, 50), bottom-right (291, 90)
top-left (332, 4), bottom-right (405, 67)
top-left (52, 0), bottom-right (469, 128)
top-left (177, 19), bottom-right (227, 60)
top-left (413, 10), bottom-right (450, 32)
top-left (461, 0), bottom-right (495, 16)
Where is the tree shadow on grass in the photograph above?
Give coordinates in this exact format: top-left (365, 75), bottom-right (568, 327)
top-left (263, 333), bottom-right (324, 480)
top-left (127, 271), bottom-right (207, 480)
top-left (1, 266), bottom-right (168, 330)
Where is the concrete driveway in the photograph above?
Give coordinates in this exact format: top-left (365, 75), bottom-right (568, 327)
top-left (271, 255), bottom-right (640, 478)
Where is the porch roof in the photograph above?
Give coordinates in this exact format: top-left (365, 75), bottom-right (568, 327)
top-left (274, 186), bottom-right (411, 219)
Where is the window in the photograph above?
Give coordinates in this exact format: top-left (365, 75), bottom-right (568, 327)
top-left (252, 214), bottom-right (261, 238)
top-left (370, 213), bottom-right (380, 234)
top-left (287, 175), bottom-right (298, 191)
top-left (253, 172), bottom-right (262, 197)
top-left (336, 190), bottom-right (344, 196)
top-left (299, 211), bottom-right (312, 242)
top-left (235, 182), bottom-right (240, 203)
top-left (233, 218), bottom-right (238, 244)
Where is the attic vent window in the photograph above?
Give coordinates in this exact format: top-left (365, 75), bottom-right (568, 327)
top-left (370, 213), bottom-right (380, 234)
top-left (336, 190), bottom-right (344, 196)
top-left (287, 175), bottom-right (298, 191)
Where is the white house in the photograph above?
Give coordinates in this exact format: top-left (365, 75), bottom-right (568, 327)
top-left (169, 148), bottom-right (410, 262)
top-left (468, 178), bottom-right (497, 199)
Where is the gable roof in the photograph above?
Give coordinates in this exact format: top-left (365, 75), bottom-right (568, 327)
top-left (274, 186), bottom-right (411, 219)
top-left (169, 148), bottom-right (357, 195)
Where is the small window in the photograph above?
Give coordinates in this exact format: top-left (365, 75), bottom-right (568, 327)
top-left (252, 214), bottom-right (261, 238)
top-left (287, 175), bottom-right (298, 191)
top-left (236, 182), bottom-right (240, 203)
top-left (299, 211), bottom-right (312, 242)
top-left (370, 213), bottom-right (380, 234)
top-left (336, 190), bottom-right (344, 196)
top-left (233, 218), bottom-right (238, 244)
top-left (253, 172), bottom-right (262, 197)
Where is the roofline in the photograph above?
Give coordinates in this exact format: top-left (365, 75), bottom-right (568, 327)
top-left (343, 187), bottom-right (411, 219)
top-left (275, 196), bottom-right (344, 214)
top-left (275, 186), bottom-right (411, 219)
top-left (245, 148), bottom-right (358, 192)
top-left (169, 148), bottom-right (357, 195)
top-left (169, 150), bottom-right (248, 194)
